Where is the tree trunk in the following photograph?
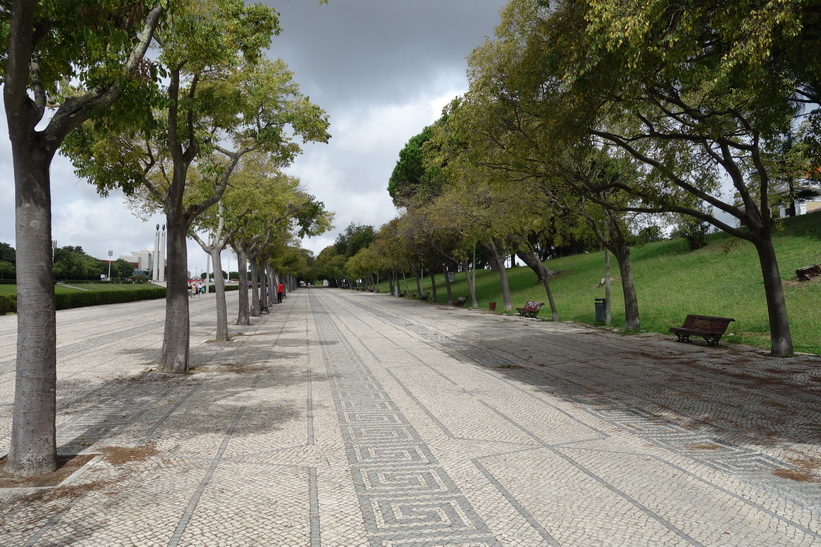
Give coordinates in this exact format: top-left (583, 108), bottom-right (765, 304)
top-left (516, 250), bottom-right (559, 321)
top-left (485, 239), bottom-right (512, 311)
top-left (7, 146), bottom-right (58, 475)
top-left (611, 242), bottom-right (640, 331)
top-left (234, 246), bottom-right (250, 326)
top-left (604, 248), bottom-right (612, 326)
top-left (211, 248), bottom-right (229, 342)
top-left (755, 234), bottom-right (794, 356)
top-left (443, 263), bottom-right (454, 304)
top-left (250, 261), bottom-right (260, 316)
top-left (159, 214), bottom-right (190, 373)
top-left (462, 260), bottom-right (478, 308)
top-left (416, 267), bottom-right (424, 298)
top-left (262, 264), bottom-right (272, 307)
top-left (429, 269), bottom-right (437, 302)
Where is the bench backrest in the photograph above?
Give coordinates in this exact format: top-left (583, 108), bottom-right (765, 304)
top-left (524, 300), bottom-right (544, 309)
top-left (682, 314), bottom-right (735, 332)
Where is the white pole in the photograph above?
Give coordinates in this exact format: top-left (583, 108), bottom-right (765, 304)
top-left (206, 234), bottom-right (212, 294)
top-left (152, 224), bottom-right (160, 281)
top-left (159, 225), bottom-right (166, 282)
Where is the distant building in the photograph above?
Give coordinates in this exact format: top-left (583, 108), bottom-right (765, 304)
top-left (119, 250), bottom-right (153, 271)
top-left (735, 177), bottom-right (821, 226)
top-left (773, 178), bottom-right (821, 219)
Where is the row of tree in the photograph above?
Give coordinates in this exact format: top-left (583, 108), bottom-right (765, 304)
top-left (2, 0), bottom-right (331, 476)
top-left (329, 0), bottom-right (820, 360)
top-left (3, 244), bottom-right (139, 282)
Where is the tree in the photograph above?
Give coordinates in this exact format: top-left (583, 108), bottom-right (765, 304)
top-left (224, 162), bottom-right (332, 325)
top-left (334, 223), bottom-right (377, 259)
top-left (65, 3), bottom-right (330, 372)
top-left (110, 258), bottom-right (135, 279)
top-left (388, 126), bottom-right (440, 208)
top-left (1, 0), bottom-right (163, 476)
top-left (0, 242), bottom-right (15, 265)
top-left (0, 242), bottom-right (15, 280)
top-left (311, 247), bottom-right (348, 287)
top-left (0, 261), bottom-right (14, 280)
top-left (53, 246), bottom-right (106, 280)
top-left (488, 0), bottom-right (819, 355)
top-left (545, 0), bottom-right (809, 354)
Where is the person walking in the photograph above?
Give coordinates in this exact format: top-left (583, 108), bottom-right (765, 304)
top-left (277, 282), bottom-right (284, 303)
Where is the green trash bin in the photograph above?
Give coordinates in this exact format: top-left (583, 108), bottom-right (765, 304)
top-left (595, 298), bottom-right (607, 322)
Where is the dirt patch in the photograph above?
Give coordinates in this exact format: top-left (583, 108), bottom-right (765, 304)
top-left (99, 442), bottom-right (159, 466)
top-left (112, 373), bottom-right (176, 385)
top-left (688, 443), bottom-right (723, 450)
top-left (488, 364), bottom-right (524, 369)
top-left (220, 362), bottom-right (267, 374)
top-left (1, 443), bottom-right (160, 507)
top-left (783, 276), bottom-right (821, 288)
top-left (0, 454), bottom-right (96, 488)
top-left (773, 468), bottom-right (818, 482)
top-left (773, 453), bottom-right (821, 482)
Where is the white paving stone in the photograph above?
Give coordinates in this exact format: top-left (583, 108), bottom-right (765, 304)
top-left (0, 289), bottom-right (819, 545)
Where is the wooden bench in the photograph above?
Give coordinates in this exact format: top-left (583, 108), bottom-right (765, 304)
top-left (516, 301), bottom-right (544, 318)
top-left (259, 300), bottom-right (269, 315)
top-left (669, 315), bottom-right (735, 346)
top-left (452, 295), bottom-right (467, 306)
top-left (399, 290), bottom-right (407, 298)
top-left (419, 292), bottom-right (430, 301)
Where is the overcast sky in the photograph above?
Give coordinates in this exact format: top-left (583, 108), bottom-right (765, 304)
top-left (0, 0), bottom-right (507, 276)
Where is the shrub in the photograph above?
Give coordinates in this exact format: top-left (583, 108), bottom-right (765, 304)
top-left (0, 294), bottom-right (16, 315)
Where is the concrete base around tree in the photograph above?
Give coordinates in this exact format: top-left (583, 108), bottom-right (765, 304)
top-left (0, 289), bottom-right (819, 545)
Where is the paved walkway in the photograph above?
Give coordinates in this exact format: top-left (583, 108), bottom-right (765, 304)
top-left (0, 289), bottom-right (819, 546)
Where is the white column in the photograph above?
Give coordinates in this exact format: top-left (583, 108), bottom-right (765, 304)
top-left (159, 225), bottom-right (166, 282)
top-left (152, 224), bottom-right (160, 281)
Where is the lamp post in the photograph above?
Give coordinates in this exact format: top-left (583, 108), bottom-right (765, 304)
top-left (107, 250), bottom-right (113, 280)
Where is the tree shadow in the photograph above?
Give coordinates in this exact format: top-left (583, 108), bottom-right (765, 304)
top-left (53, 358), bottom-right (313, 456)
top-left (450, 324), bottom-right (821, 450)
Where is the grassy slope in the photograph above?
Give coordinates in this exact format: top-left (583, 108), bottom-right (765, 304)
top-left (385, 213), bottom-right (821, 354)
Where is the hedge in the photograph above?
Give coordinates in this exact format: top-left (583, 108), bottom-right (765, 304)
top-left (54, 287), bottom-right (166, 310)
top-left (0, 286), bottom-right (247, 315)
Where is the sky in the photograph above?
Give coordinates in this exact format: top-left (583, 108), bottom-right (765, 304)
top-left (0, 0), bottom-right (508, 276)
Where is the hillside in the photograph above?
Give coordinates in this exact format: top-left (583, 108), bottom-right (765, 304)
top-left (383, 213), bottom-right (821, 354)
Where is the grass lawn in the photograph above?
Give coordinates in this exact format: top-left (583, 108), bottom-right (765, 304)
top-left (380, 213), bottom-right (821, 355)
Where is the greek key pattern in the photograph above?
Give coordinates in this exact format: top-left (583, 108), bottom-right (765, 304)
top-left (311, 295), bottom-right (500, 547)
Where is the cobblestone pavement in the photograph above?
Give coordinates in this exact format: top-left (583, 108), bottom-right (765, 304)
top-left (0, 288), bottom-right (819, 546)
